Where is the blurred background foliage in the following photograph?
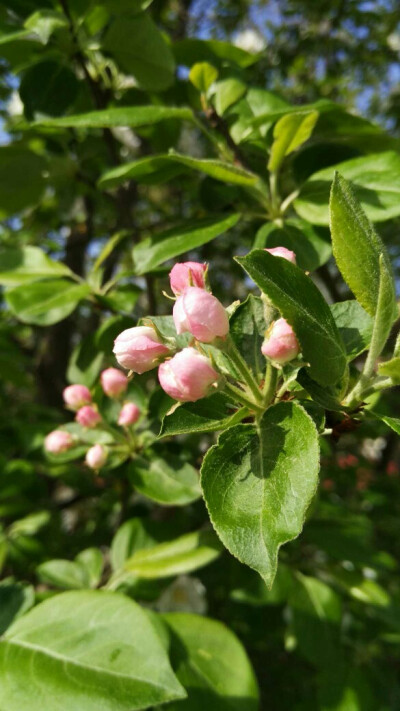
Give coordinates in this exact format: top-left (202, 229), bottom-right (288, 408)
top-left (0, 1), bottom-right (400, 709)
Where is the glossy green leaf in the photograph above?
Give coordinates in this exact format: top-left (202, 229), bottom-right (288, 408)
top-left (237, 249), bottom-right (347, 386)
top-left (110, 518), bottom-right (164, 572)
top-left (99, 152), bottom-right (256, 189)
top-left (0, 146), bottom-right (46, 217)
top-left (213, 77), bottom-right (246, 115)
top-left (377, 356), bottom-right (400, 383)
top-left (297, 369), bottom-right (343, 412)
top-left (268, 110), bottom-right (319, 172)
top-left (128, 455), bottom-right (201, 506)
top-left (295, 151), bottom-right (400, 224)
top-left (254, 218), bottom-right (331, 271)
top-left (173, 38), bottom-right (260, 69)
top-left (0, 582), bottom-right (34, 635)
top-left (36, 105), bottom-right (193, 129)
top-left (330, 172), bottom-right (396, 318)
top-left (5, 280), bottom-right (91, 326)
top-left (119, 530), bottom-right (222, 581)
top-left (201, 402), bottom-right (319, 587)
top-left (229, 294), bottom-right (267, 375)
top-left (37, 559), bottom-right (89, 590)
top-left (0, 591), bottom-right (185, 710)
top-left (103, 13), bottom-right (175, 91)
top-left (159, 393), bottom-right (247, 437)
top-left (330, 301), bottom-right (373, 360)
top-left (370, 412), bottom-right (400, 436)
top-left (0, 246), bottom-right (72, 286)
top-left (75, 548), bottom-right (104, 588)
top-left (132, 213), bottom-right (240, 275)
top-left (189, 62), bottom-right (218, 92)
top-left (290, 573), bottom-right (342, 668)
top-left (162, 613), bottom-right (260, 710)
top-left (20, 61), bottom-right (79, 119)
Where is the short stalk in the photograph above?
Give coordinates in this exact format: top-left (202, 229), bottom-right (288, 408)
top-left (224, 382), bottom-right (264, 414)
top-left (262, 364), bottom-right (278, 406)
top-left (222, 336), bottom-right (263, 403)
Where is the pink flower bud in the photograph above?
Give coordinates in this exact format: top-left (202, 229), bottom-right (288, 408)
top-left (173, 287), bottom-right (229, 343)
top-left (85, 444), bottom-right (107, 470)
top-left (265, 247), bottom-right (296, 264)
top-left (75, 405), bottom-right (101, 428)
top-left (100, 368), bottom-right (128, 398)
top-left (63, 384), bottom-right (91, 410)
top-left (158, 347), bottom-right (219, 402)
top-left (169, 261), bottom-right (207, 295)
top-left (118, 402), bottom-right (140, 426)
top-left (45, 430), bottom-right (74, 454)
top-left (261, 318), bottom-right (300, 364)
top-left (113, 326), bottom-right (170, 374)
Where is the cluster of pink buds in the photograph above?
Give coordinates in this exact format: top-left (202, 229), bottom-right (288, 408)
top-left (44, 369), bottom-right (142, 469)
top-left (111, 248), bottom-right (301, 407)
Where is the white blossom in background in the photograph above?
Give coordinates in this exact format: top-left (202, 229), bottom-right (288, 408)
top-left (388, 33), bottom-right (400, 52)
top-left (8, 91), bottom-right (24, 116)
top-left (156, 575), bottom-right (207, 613)
top-left (234, 28), bottom-right (266, 54)
top-left (111, 126), bottom-right (140, 150)
top-left (361, 437), bottom-right (386, 462)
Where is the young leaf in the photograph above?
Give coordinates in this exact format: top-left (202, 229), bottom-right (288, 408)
top-left (330, 300), bottom-right (373, 360)
top-left (213, 77), bottom-right (246, 115)
top-left (268, 110), bottom-right (319, 173)
top-left (159, 393), bottom-right (248, 437)
top-left (189, 62), bottom-right (218, 92)
top-left (161, 613), bottom-right (260, 710)
top-left (110, 518), bottom-right (166, 572)
top-left (99, 153), bottom-right (256, 189)
top-left (37, 105), bottom-right (194, 129)
top-left (0, 591), bottom-right (185, 711)
top-left (201, 401), bottom-right (319, 587)
top-left (133, 213), bottom-right (239, 274)
top-left (330, 172), bottom-right (396, 318)
top-left (37, 559), bottom-right (89, 590)
top-left (237, 249), bottom-right (347, 386)
top-left (5, 280), bottom-right (91, 326)
top-left (378, 356), bottom-right (400, 383)
top-left (0, 246), bottom-right (73, 286)
top-left (128, 455), bottom-right (201, 506)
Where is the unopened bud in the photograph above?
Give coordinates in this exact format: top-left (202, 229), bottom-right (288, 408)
top-left (85, 444), bottom-right (107, 470)
top-left (100, 368), bottom-right (128, 398)
top-left (76, 405), bottom-right (101, 428)
top-left (265, 247), bottom-right (296, 264)
top-left (118, 402), bottom-right (140, 426)
top-left (261, 318), bottom-right (300, 364)
top-left (63, 384), bottom-right (91, 410)
top-left (169, 261), bottom-right (207, 295)
top-left (45, 430), bottom-right (74, 454)
top-left (173, 287), bottom-right (229, 343)
top-left (158, 347), bottom-right (219, 402)
top-left (113, 326), bottom-right (170, 374)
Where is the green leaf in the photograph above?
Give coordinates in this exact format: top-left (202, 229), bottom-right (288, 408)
top-left (103, 13), bottom-right (175, 91)
top-left (0, 146), bottom-right (46, 217)
top-left (0, 591), bottom-right (185, 710)
top-left (370, 412), bottom-right (400, 436)
top-left (5, 280), bottom-right (91, 326)
top-left (330, 172), bottom-right (396, 318)
top-left (36, 105), bottom-right (193, 129)
top-left (173, 38), bottom-right (260, 69)
top-left (213, 77), bottom-right (246, 115)
top-left (37, 559), bottom-right (89, 590)
top-left (161, 613), bottom-right (260, 710)
top-left (75, 548), bottom-right (104, 588)
top-left (254, 218), bottom-right (332, 271)
top-left (201, 402), bottom-right (319, 587)
top-left (297, 369), bottom-right (343, 412)
top-left (67, 333), bottom-right (104, 387)
top-left (92, 231), bottom-right (128, 272)
top-left (229, 294), bottom-right (269, 375)
top-left (289, 573), bottom-right (342, 668)
top-left (330, 301), bottom-right (373, 360)
top-left (268, 110), bottom-right (319, 172)
top-left (120, 530), bottom-right (222, 581)
top-left (0, 246), bottom-right (72, 286)
top-left (132, 213), bottom-right (240, 275)
top-left (0, 582), bottom-right (34, 635)
top-left (295, 151), bottom-right (400, 225)
top-left (159, 393), bottom-right (248, 437)
top-left (99, 153), bottom-right (256, 190)
top-left (128, 455), bottom-right (201, 506)
top-left (189, 62), bottom-right (218, 92)
top-left (111, 518), bottom-right (164, 572)
top-left (237, 249), bottom-right (347, 386)
top-left (20, 61), bottom-right (79, 119)
top-left (24, 9), bottom-right (67, 43)
top-left (378, 356), bottom-right (400, 383)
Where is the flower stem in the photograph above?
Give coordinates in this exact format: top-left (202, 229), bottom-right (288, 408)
top-left (262, 363), bottom-right (278, 406)
top-left (224, 382), bottom-right (263, 414)
top-left (223, 336), bottom-right (263, 403)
